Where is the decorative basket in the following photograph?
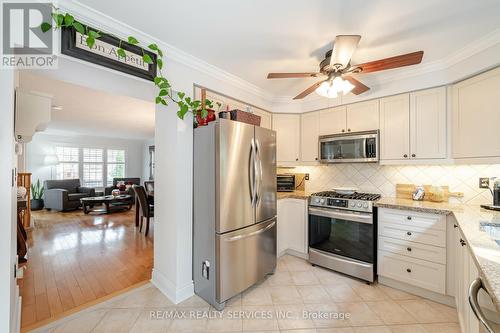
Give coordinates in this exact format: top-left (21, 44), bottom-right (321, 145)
top-left (220, 109), bottom-right (261, 126)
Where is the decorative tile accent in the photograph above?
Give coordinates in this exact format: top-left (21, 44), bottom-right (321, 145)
top-left (280, 164), bottom-right (500, 204)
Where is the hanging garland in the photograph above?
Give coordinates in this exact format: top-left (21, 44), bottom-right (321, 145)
top-left (41, 8), bottom-right (214, 122)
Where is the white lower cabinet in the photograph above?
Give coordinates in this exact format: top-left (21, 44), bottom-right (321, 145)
top-left (377, 208), bottom-right (447, 294)
top-left (277, 198), bottom-right (308, 256)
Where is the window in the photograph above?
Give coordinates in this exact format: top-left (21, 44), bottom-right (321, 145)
top-left (83, 148), bottom-right (104, 187)
top-left (107, 149), bottom-right (126, 186)
top-left (55, 147), bottom-right (79, 180)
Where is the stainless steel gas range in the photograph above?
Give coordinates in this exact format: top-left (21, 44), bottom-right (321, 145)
top-left (308, 191), bottom-right (381, 282)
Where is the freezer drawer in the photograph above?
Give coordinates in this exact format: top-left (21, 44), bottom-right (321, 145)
top-left (216, 217), bottom-right (276, 302)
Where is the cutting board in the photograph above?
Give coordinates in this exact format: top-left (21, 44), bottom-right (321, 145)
top-left (396, 183), bottom-right (464, 202)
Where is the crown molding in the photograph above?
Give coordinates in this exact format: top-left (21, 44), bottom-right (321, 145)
top-left (58, 1), bottom-right (273, 100)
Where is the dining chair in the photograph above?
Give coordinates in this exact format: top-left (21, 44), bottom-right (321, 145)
top-left (144, 181), bottom-right (154, 195)
top-left (132, 185), bottom-right (154, 236)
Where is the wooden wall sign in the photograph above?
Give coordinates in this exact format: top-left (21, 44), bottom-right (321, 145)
top-left (61, 26), bottom-right (157, 81)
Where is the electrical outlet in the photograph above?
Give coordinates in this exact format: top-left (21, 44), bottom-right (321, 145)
top-left (305, 173), bottom-right (310, 181)
top-left (479, 177), bottom-right (490, 189)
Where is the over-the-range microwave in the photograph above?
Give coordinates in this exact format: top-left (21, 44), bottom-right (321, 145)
top-left (318, 130), bottom-right (379, 163)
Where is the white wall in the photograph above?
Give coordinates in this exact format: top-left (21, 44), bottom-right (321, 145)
top-left (25, 133), bottom-right (150, 188)
top-left (0, 69), bottom-right (19, 333)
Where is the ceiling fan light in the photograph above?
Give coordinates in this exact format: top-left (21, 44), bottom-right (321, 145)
top-left (315, 81), bottom-right (330, 97)
top-left (327, 88), bottom-right (338, 99)
top-left (329, 76), bottom-right (343, 92)
top-left (342, 79), bottom-right (355, 95)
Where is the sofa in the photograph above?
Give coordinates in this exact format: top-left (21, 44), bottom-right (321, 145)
top-left (105, 178), bottom-right (141, 198)
top-left (44, 179), bottom-right (96, 211)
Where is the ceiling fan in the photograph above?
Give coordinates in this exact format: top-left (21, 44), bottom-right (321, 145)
top-left (267, 35), bottom-right (424, 100)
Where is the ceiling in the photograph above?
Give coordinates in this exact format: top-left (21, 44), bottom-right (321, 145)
top-left (80, 0), bottom-right (500, 98)
top-left (19, 72), bottom-right (155, 140)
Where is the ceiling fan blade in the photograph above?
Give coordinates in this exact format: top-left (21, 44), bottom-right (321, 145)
top-left (293, 81), bottom-right (325, 100)
top-left (267, 72), bottom-right (322, 79)
top-left (330, 35), bottom-right (361, 68)
top-left (343, 76), bottom-right (370, 95)
top-left (355, 51), bottom-right (424, 74)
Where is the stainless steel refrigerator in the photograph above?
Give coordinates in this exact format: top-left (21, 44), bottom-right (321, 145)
top-left (193, 118), bottom-right (277, 310)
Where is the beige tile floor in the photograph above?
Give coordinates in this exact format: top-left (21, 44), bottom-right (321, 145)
top-left (31, 255), bottom-right (461, 333)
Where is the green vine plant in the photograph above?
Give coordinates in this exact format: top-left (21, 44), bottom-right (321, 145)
top-left (41, 9), bottom-right (213, 121)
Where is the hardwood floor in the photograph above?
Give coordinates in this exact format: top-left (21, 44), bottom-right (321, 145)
top-left (19, 207), bottom-right (153, 330)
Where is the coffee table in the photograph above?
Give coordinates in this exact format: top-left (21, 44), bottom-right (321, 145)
top-left (81, 195), bottom-right (133, 214)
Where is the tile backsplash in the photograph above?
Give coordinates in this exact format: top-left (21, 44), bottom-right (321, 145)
top-left (281, 164), bottom-right (500, 205)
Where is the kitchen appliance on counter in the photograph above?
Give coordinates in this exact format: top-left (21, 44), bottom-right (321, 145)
top-left (481, 179), bottom-right (500, 211)
top-left (319, 130), bottom-right (379, 163)
top-left (277, 174), bottom-right (296, 192)
top-left (193, 118), bottom-right (277, 310)
top-left (308, 190), bottom-right (381, 282)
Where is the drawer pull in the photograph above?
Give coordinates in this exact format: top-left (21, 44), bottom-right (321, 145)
top-left (406, 268), bottom-right (412, 273)
top-left (406, 247), bottom-right (412, 252)
top-left (407, 231), bottom-right (412, 236)
top-left (407, 216), bottom-right (412, 220)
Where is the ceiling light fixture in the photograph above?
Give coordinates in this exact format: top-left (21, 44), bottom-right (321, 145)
top-left (315, 76), bottom-right (355, 98)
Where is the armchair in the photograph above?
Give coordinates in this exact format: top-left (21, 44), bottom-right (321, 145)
top-left (44, 179), bottom-right (95, 211)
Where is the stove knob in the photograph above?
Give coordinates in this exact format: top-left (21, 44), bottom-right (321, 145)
top-left (315, 198), bottom-right (320, 203)
top-left (320, 199), bottom-right (325, 204)
top-left (350, 202), bottom-right (356, 207)
top-left (363, 203), bottom-right (369, 208)
top-left (357, 202), bottom-right (362, 208)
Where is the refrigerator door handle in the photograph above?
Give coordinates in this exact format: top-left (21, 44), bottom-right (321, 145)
top-left (249, 138), bottom-right (256, 206)
top-left (223, 220), bottom-right (276, 242)
top-left (254, 139), bottom-right (263, 206)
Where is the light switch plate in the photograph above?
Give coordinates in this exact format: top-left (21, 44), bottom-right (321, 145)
top-left (479, 177), bottom-right (490, 189)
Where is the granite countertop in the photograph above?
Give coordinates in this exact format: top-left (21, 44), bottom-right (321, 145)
top-left (277, 191), bottom-right (311, 200)
top-left (375, 197), bottom-right (500, 312)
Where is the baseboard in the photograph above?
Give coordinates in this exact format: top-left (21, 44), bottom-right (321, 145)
top-left (12, 286), bottom-right (20, 333)
top-left (378, 275), bottom-right (456, 307)
top-left (278, 249), bottom-right (309, 260)
top-left (151, 268), bottom-right (194, 304)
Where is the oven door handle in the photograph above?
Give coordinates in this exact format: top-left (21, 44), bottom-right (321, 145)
top-left (309, 207), bottom-right (373, 224)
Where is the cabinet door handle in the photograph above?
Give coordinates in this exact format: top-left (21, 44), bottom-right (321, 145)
top-left (341, 129), bottom-right (345, 133)
top-left (411, 153), bottom-right (416, 158)
top-left (407, 247), bottom-right (412, 252)
top-left (454, 224), bottom-right (458, 229)
top-left (460, 238), bottom-right (466, 246)
top-left (315, 157), bottom-right (318, 161)
top-left (347, 128), bottom-right (351, 132)
top-left (403, 154), bottom-right (408, 158)
top-left (407, 216), bottom-right (412, 220)
top-left (469, 278), bottom-right (495, 333)
top-left (295, 158), bottom-right (299, 161)
top-left (407, 231), bottom-right (412, 236)
top-left (406, 268), bottom-right (412, 273)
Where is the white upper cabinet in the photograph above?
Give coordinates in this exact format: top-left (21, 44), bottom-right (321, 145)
top-left (319, 106), bottom-right (347, 135)
top-left (300, 112), bottom-right (320, 162)
top-left (452, 67), bottom-right (500, 159)
top-left (346, 100), bottom-right (379, 133)
top-left (410, 87), bottom-right (447, 159)
top-left (272, 114), bottom-right (300, 163)
top-left (379, 94), bottom-right (410, 160)
top-left (253, 108), bottom-right (272, 129)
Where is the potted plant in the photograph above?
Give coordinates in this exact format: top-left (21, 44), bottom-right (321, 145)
top-left (30, 179), bottom-right (45, 211)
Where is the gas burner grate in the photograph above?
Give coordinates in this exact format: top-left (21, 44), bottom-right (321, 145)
top-left (311, 191), bottom-right (381, 201)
